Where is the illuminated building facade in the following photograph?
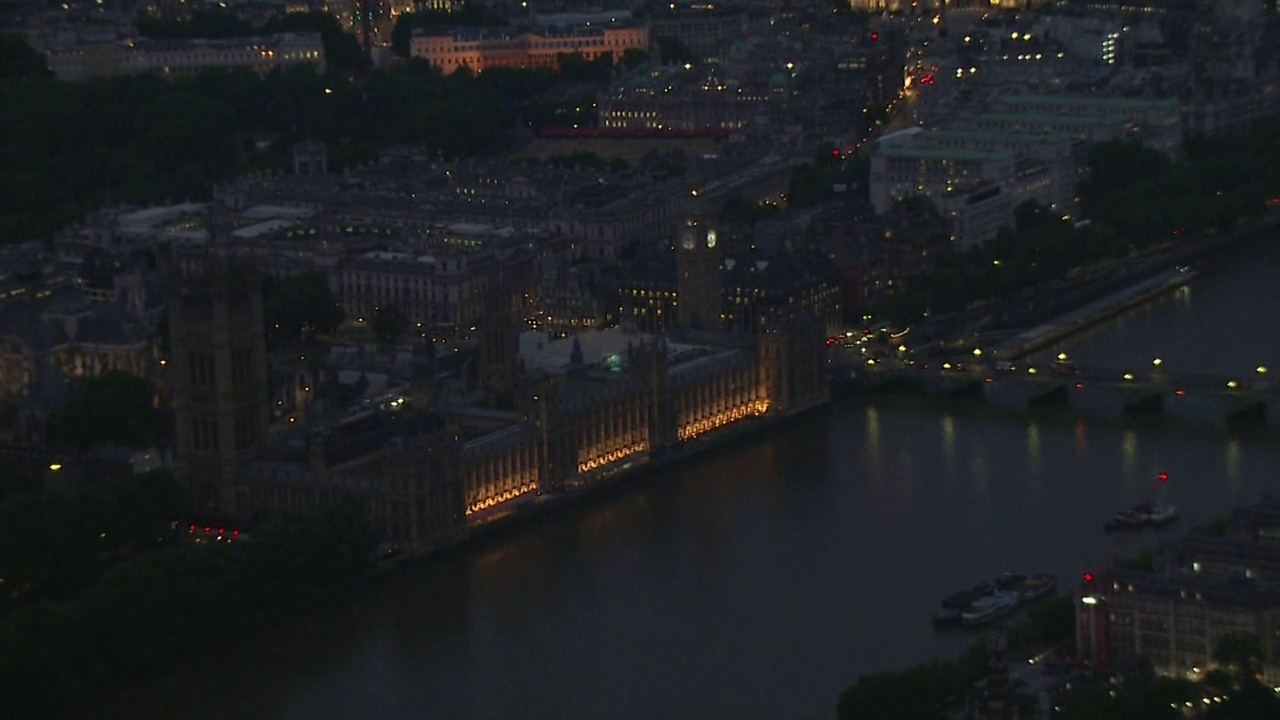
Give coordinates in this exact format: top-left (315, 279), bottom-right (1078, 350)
top-left (0, 244), bottom-right (154, 400)
top-left (0, 297), bottom-right (154, 398)
top-left (598, 71), bottom-right (773, 131)
top-left (870, 144), bottom-right (1018, 216)
top-left (409, 22), bottom-right (649, 75)
top-left (721, 252), bottom-right (843, 338)
top-left (241, 318), bottom-right (829, 555)
top-left (336, 247), bottom-right (503, 329)
top-left (1078, 499), bottom-right (1280, 685)
top-left (46, 33), bottom-right (325, 81)
top-left (614, 258), bottom-right (678, 333)
top-left (616, 246), bottom-right (842, 335)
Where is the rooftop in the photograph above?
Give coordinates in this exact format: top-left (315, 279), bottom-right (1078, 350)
top-left (970, 112), bottom-right (1130, 127)
top-left (519, 326), bottom-right (654, 375)
top-left (993, 93), bottom-right (1180, 111)
top-left (923, 128), bottom-right (1075, 145)
top-left (875, 145), bottom-right (1017, 162)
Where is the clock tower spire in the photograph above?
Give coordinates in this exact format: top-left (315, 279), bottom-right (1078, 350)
top-left (675, 192), bottom-right (722, 331)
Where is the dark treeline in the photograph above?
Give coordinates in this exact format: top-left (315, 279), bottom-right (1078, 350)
top-left (835, 597), bottom-right (1280, 720)
top-left (0, 495), bottom-right (375, 718)
top-left (0, 31), bottom-right (574, 243)
top-left (0, 469), bottom-right (186, 608)
top-left (0, 349), bottom-right (375, 719)
top-left (837, 596), bottom-right (1074, 720)
top-left (867, 122), bottom-right (1280, 325)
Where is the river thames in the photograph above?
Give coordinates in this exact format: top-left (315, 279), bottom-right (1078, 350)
top-left (108, 235), bottom-right (1280, 720)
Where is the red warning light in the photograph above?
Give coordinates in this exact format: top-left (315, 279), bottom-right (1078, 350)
top-left (870, 32), bottom-right (880, 42)
top-left (1083, 572), bottom-right (1095, 584)
top-left (1158, 472), bottom-right (1169, 483)
top-left (831, 148), bottom-right (842, 158)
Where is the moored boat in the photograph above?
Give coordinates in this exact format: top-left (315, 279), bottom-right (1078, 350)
top-left (961, 591), bottom-right (1019, 626)
top-left (1145, 502), bottom-right (1178, 525)
top-left (995, 572), bottom-right (1059, 603)
top-left (932, 584), bottom-right (995, 625)
top-left (1104, 502), bottom-right (1178, 531)
top-left (1015, 573), bottom-right (1058, 602)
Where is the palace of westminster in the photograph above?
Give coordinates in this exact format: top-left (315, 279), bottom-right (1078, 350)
top-left (169, 202), bottom-right (833, 555)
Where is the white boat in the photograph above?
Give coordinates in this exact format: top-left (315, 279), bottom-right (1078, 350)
top-left (1144, 502), bottom-right (1178, 525)
top-left (995, 572), bottom-right (1059, 603)
top-left (932, 584), bottom-right (995, 625)
top-left (961, 591), bottom-right (1019, 626)
top-left (1104, 502), bottom-right (1178, 531)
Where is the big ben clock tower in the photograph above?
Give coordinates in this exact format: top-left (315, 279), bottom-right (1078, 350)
top-left (675, 198), bottom-right (722, 331)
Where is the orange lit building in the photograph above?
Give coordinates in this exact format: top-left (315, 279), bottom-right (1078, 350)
top-left (239, 316), bottom-right (829, 555)
top-left (409, 22), bottom-right (649, 74)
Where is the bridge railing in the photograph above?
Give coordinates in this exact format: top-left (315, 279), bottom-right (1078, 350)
top-left (838, 356), bottom-right (1278, 398)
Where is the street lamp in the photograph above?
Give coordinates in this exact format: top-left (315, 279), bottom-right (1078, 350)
top-left (1152, 357), bottom-right (1163, 367)
top-left (48, 463), bottom-right (62, 472)
top-left (1257, 365), bottom-right (1269, 375)
top-left (972, 347), bottom-right (983, 357)
top-left (1057, 352), bottom-right (1068, 361)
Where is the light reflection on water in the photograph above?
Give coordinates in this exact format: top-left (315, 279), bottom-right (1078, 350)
top-left (101, 396), bottom-right (1280, 720)
top-left (1027, 422), bottom-right (1042, 489)
top-left (100, 237), bottom-right (1280, 720)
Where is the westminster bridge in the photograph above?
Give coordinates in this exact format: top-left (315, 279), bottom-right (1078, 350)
top-left (839, 358), bottom-right (1280, 426)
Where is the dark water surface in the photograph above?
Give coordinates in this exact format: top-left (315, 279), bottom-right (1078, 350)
top-left (106, 236), bottom-right (1280, 720)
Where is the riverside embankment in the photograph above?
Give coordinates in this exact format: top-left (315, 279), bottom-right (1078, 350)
top-left (919, 212), bottom-right (1280, 358)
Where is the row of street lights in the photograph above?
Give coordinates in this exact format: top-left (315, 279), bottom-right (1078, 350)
top-left (1147, 357), bottom-right (1267, 375)
top-left (970, 349), bottom-right (1271, 388)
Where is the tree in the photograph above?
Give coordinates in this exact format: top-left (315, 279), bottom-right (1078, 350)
top-left (263, 272), bottom-right (344, 347)
top-left (81, 469), bottom-right (187, 556)
top-left (556, 52), bottom-right (613, 83)
top-left (136, 8), bottom-right (253, 39)
top-left (371, 303), bottom-right (408, 345)
top-left (50, 371), bottom-right (168, 451)
top-left (0, 492), bottom-right (94, 600)
top-left (0, 34), bottom-right (51, 80)
top-left (788, 163), bottom-right (837, 207)
top-left (1007, 595), bottom-right (1075, 650)
top-left (1213, 631), bottom-right (1264, 680)
top-left (620, 48), bottom-right (650, 70)
top-left (656, 37), bottom-right (696, 66)
top-left (0, 499), bottom-right (375, 717)
top-left (721, 194), bottom-right (779, 226)
top-left (837, 658), bottom-right (976, 720)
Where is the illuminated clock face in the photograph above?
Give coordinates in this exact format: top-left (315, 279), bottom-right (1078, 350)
top-left (680, 229), bottom-right (696, 250)
top-left (705, 228), bottom-right (717, 248)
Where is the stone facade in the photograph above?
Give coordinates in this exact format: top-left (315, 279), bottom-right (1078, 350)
top-left (169, 255), bottom-right (270, 516)
top-left (241, 320), bottom-right (829, 556)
